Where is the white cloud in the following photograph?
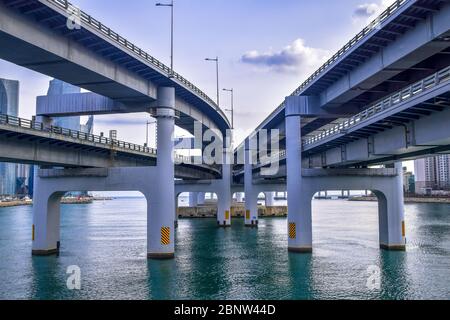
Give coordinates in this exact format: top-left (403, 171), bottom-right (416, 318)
top-left (241, 38), bottom-right (330, 74)
top-left (353, 0), bottom-right (396, 22)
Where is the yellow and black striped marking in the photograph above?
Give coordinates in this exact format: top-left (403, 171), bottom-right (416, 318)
top-left (161, 227), bottom-right (171, 245)
top-left (289, 223), bottom-right (296, 239)
top-left (246, 210), bottom-right (250, 220)
top-left (402, 220), bottom-right (406, 237)
top-left (32, 224), bottom-right (35, 241)
top-left (225, 210), bottom-right (230, 220)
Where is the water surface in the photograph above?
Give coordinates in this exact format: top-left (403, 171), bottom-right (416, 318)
top-left (0, 198), bottom-right (449, 300)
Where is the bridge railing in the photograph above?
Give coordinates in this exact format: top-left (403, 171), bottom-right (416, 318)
top-left (291, 0), bottom-right (407, 97)
top-left (0, 114), bottom-right (221, 168)
top-left (0, 114), bottom-right (157, 155)
top-left (304, 65), bottom-right (450, 147)
top-left (46, 0), bottom-right (227, 119)
top-left (262, 0), bottom-right (409, 126)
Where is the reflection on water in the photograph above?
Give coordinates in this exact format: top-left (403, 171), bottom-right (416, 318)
top-left (0, 198), bottom-right (449, 300)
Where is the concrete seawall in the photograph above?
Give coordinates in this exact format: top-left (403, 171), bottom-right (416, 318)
top-left (177, 205), bottom-right (288, 218)
top-left (0, 197), bottom-right (95, 208)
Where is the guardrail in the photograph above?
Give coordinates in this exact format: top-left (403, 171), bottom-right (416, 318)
top-left (304, 65), bottom-right (450, 146)
top-left (0, 114), bottom-right (156, 154)
top-left (261, 0), bottom-right (409, 127)
top-left (0, 114), bottom-right (221, 167)
top-left (45, 0), bottom-right (228, 122)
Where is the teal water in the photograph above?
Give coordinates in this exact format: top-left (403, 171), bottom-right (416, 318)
top-left (0, 198), bottom-right (449, 300)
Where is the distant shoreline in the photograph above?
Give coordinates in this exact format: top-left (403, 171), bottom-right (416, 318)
top-left (0, 197), bottom-right (113, 208)
top-left (2, 195), bottom-right (450, 210)
top-left (349, 196), bottom-right (450, 204)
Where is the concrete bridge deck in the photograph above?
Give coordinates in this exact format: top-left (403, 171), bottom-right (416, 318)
top-left (0, 114), bottom-right (221, 179)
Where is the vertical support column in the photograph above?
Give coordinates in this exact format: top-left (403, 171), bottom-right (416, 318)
top-left (244, 143), bottom-right (258, 227)
top-left (147, 87), bottom-right (176, 259)
top-left (380, 162), bottom-right (406, 251)
top-left (188, 192), bottom-right (198, 207)
top-left (197, 192), bottom-right (205, 205)
top-left (31, 172), bottom-right (64, 256)
top-left (265, 192), bottom-right (275, 207)
top-left (285, 106), bottom-right (312, 253)
top-left (217, 151), bottom-right (232, 227)
top-left (174, 194), bottom-right (179, 229)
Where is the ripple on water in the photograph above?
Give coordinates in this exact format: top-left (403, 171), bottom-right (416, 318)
top-left (0, 199), bottom-right (449, 299)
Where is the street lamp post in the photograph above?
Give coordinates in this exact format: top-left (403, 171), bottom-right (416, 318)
top-left (205, 57), bottom-right (220, 109)
top-left (223, 88), bottom-right (234, 129)
top-left (156, 0), bottom-right (174, 77)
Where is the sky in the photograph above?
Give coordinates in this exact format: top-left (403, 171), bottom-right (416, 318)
top-left (0, 0), bottom-right (413, 169)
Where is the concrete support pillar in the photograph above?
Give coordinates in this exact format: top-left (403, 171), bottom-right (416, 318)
top-left (174, 194), bottom-right (179, 229)
top-left (197, 192), bottom-right (205, 205)
top-left (217, 152), bottom-right (232, 227)
top-left (35, 115), bottom-right (54, 130)
top-left (378, 163), bottom-right (406, 251)
top-left (286, 113), bottom-right (312, 253)
top-left (265, 192), bottom-right (276, 207)
top-left (32, 173), bottom-right (64, 255)
top-left (244, 146), bottom-right (258, 227)
top-left (147, 87), bottom-right (176, 259)
top-left (188, 192), bottom-right (198, 207)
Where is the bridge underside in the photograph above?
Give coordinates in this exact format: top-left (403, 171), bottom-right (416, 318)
top-left (305, 90), bottom-right (450, 169)
top-left (0, 0), bottom-right (229, 135)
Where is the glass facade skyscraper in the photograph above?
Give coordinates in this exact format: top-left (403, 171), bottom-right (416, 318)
top-left (44, 79), bottom-right (94, 197)
top-left (0, 78), bottom-right (19, 196)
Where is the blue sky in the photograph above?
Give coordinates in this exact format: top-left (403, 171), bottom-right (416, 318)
top-left (1, 0), bottom-right (407, 163)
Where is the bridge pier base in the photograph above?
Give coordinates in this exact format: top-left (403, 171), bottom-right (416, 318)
top-left (31, 174), bottom-right (64, 256)
top-left (244, 143), bottom-right (258, 227)
top-left (377, 162), bottom-right (406, 251)
top-left (174, 194), bottom-right (179, 229)
top-left (217, 152), bottom-right (232, 227)
top-left (244, 191), bottom-right (259, 228)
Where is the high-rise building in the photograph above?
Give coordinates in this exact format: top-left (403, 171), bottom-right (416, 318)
top-left (403, 167), bottom-right (415, 195)
top-left (35, 79), bottom-right (94, 197)
top-left (0, 78), bottom-right (19, 197)
top-left (415, 155), bottom-right (450, 194)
